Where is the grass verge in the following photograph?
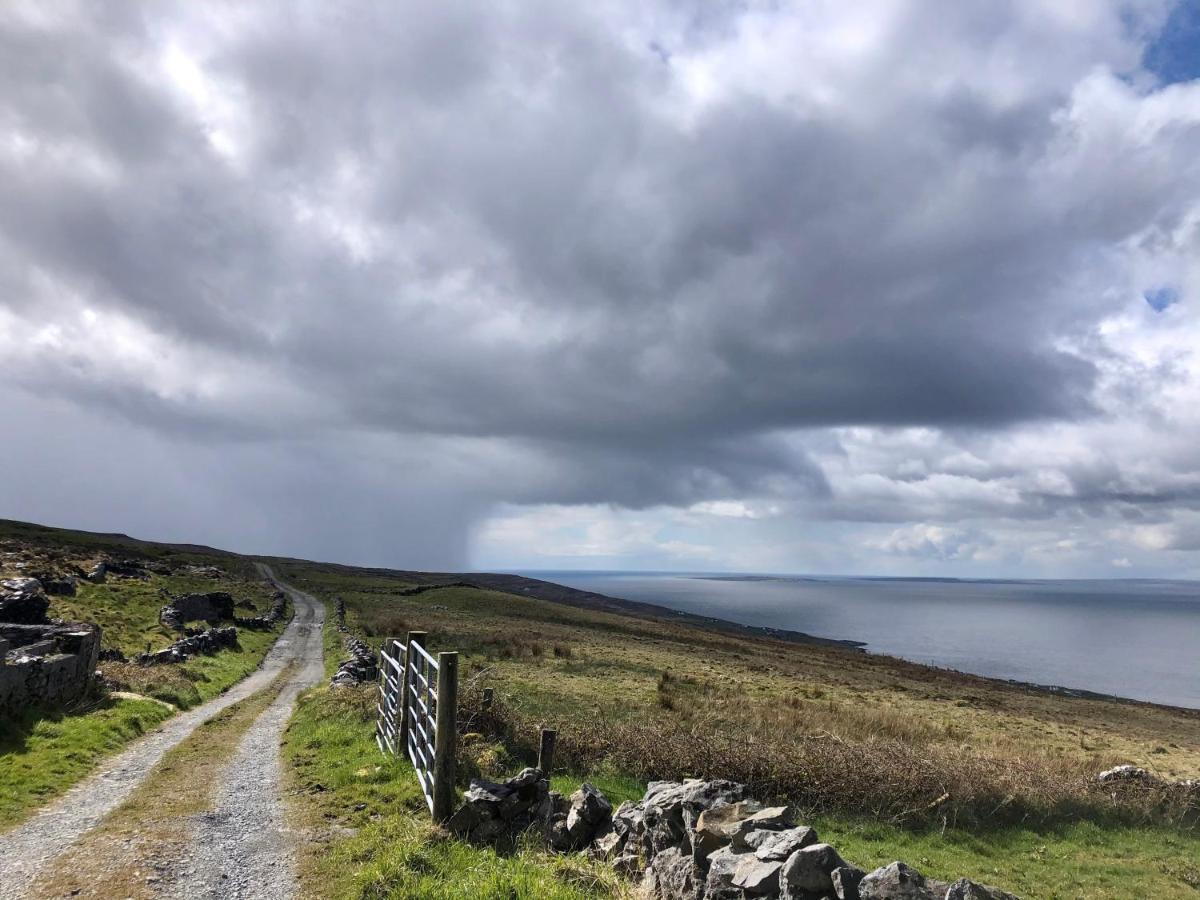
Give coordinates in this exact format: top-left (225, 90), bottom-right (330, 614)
top-left (283, 684), bottom-right (630, 900)
top-left (0, 696), bottom-right (174, 829)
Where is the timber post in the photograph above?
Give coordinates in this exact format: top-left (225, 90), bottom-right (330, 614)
top-left (538, 727), bottom-right (557, 775)
top-left (432, 651), bottom-right (459, 822)
top-left (399, 630), bottom-right (427, 755)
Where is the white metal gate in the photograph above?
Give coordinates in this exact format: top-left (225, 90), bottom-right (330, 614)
top-left (377, 631), bottom-right (458, 820)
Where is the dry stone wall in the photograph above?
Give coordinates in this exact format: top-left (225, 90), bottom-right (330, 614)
top-left (445, 770), bottom-right (1022, 900)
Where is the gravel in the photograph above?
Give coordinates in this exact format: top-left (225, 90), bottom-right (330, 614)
top-left (0, 566), bottom-right (325, 900)
top-left (168, 574), bottom-right (327, 898)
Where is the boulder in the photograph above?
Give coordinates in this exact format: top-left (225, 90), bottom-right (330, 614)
top-left (86, 562), bottom-right (107, 584)
top-left (832, 864), bottom-right (867, 900)
top-left (780, 842), bottom-right (848, 897)
top-left (642, 846), bottom-right (704, 900)
top-left (727, 805), bottom-right (796, 847)
top-left (944, 878), bottom-right (1021, 900)
top-left (705, 845), bottom-right (752, 892)
top-left (858, 862), bottom-right (942, 900)
top-left (732, 855), bottom-right (783, 895)
top-left (752, 825), bottom-right (820, 861)
top-left (566, 782), bottom-right (613, 843)
top-left (693, 800), bottom-right (764, 859)
top-left (0, 577), bottom-right (50, 624)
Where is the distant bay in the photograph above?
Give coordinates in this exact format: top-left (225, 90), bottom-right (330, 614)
top-left (516, 571), bottom-right (1200, 709)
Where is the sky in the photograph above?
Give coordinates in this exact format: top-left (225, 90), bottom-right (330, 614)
top-left (1, 1), bottom-right (1200, 578)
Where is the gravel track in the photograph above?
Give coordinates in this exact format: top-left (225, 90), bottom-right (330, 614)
top-left (169, 574), bottom-right (326, 898)
top-left (0, 565), bottom-right (324, 900)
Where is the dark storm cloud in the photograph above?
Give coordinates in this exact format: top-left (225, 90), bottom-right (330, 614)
top-left (1, 0), bottom-right (1199, 571)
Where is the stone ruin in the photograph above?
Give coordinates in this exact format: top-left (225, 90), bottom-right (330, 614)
top-left (445, 772), bottom-right (1021, 900)
top-left (0, 577), bottom-right (101, 717)
top-left (159, 591), bottom-right (236, 631)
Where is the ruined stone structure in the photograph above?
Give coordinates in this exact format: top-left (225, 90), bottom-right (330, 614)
top-left (0, 621), bottom-right (101, 717)
top-left (0, 577), bottom-right (51, 624)
top-left (159, 591), bottom-right (236, 631)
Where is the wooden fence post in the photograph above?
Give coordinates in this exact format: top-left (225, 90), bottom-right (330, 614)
top-left (432, 651), bottom-right (459, 823)
top-left (399, 631), bottom-right (426, 756)
top-left (538, 728), bottom-right (557, 775)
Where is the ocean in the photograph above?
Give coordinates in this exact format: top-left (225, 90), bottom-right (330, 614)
top-left (516, 571), bottom-right (1200, 709)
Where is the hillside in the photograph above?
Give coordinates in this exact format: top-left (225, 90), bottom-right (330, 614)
top-left (2, 519), bottom-right (1199, 899)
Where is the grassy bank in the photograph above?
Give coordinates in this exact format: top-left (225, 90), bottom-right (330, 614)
top-left (0, 696), bottom-right (174, 827)
top-left (283, 684), bottom-right (628, 900)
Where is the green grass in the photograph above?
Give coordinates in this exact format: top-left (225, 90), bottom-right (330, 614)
top-left (283, 685), bottom-right (629, 900)
top-left (47, 572), bottom-right (279, 657)
top-left (813, 816), bottom-right (1200, 900)
top-left (0, 696), bottom-right (174, 829)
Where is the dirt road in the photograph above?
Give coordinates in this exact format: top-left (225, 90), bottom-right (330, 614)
top-left (0, 567), bottom-right (325, 900)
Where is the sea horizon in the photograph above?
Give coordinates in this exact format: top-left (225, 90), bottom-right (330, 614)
top-left (505, 569), bottom-right (1200, 710)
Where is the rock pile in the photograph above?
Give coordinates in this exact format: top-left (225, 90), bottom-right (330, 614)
top-left (446, 768), bottom-right (615, 850)
top-left (134, 626), bottom-right (238, 666)
top-left (596, 779), bottom-right (1020, 900)
top-left (234, 589), bottom-right (287, 629)
top-left (330, 635), bottom-right (377, 686)
top-left (448, 767), bottom-right (556, 842)
top-left (1096, 764), bottom-right (1199, 794)
top-left (0, 577), bottom-right (50, 624)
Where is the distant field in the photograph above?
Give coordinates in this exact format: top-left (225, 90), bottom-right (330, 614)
top-left (280, 560), bottom-right (1200, 900)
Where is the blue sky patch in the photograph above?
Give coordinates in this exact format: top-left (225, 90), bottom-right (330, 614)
top-left (1143, 0), bottom-right (1200, 85)
top-left (1144, 286), bottom-right (1180, 312)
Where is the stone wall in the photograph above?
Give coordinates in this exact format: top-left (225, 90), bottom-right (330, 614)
top-left (233, 588), bottom-right (287, 629)
top-left (0, 621), bottom-right (101, 718)
top-left (445, 772), bottom-right (1023, 900)
top-left (134, 626), bottom-right (238, 666)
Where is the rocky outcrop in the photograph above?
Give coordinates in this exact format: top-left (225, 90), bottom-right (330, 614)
top-left (134, 626), bottom-right (238, 666)
top-left (0, 577), bottom-right (50, 624)
top-left (160, 591), bottom-right (236, 631)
